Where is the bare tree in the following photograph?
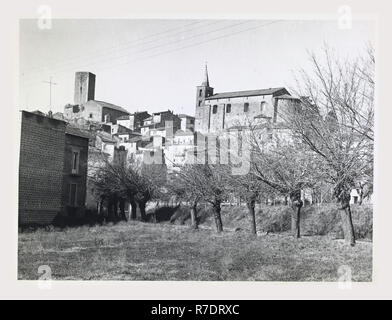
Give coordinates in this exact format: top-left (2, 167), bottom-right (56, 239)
top-left (174, 163), bottom-right (230, 233)
top-left (167, 168), bottom-right (201, 229)
top-left (90, 158), bottom-right (166, 222)
top-left (288, 47), bottom-right (374, 245)
top-left (246, 122), bottom-right (317, 238)
top-left (89, 159), bottom-right (128, 222)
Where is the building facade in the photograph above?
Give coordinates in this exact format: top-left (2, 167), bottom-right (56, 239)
top-left (19, 111), bottom-right (89, 226)
top-left (194, 66), bottom-right (298, 134)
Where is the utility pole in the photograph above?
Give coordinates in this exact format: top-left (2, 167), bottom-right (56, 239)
top-left (42, 76), bottom-right (57, 112)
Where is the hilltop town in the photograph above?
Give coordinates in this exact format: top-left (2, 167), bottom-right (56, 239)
top-left (15, 14), bottom-right (376, 285)
top-left (19, 63), bottom-right (371, 229)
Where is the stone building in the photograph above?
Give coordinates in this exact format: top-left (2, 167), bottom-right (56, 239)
top-left (140, 110), bottom-right (181, 137)
top-left (117, 111), bottom-right (151, 131)
top-left (195, 65), bottom-right (299, 134)
top-left (178, 114), bottom-right (195, 132)
top-left (18, 111), bottom-right (89, 226)
top-left (64, 72), bottom-right (130, 124)
top-left (165, 130), bottom-right (196, 169)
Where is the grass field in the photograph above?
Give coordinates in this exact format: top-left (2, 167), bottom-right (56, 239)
top-left (18, 221), bottom-right (372, 281)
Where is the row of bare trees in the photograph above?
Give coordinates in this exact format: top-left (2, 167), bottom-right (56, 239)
top-left (169, 47), bottom-right (374, 246)
top-left (89, 158), bottom-right (166, 222)
top-left (89, 47), bottom-right (374, 247)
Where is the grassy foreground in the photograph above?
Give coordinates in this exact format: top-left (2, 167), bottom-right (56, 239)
top-left (18, 221), bottom-right (372, 281)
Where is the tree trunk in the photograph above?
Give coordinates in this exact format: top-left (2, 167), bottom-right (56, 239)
top-left (98, 197), bottom-right (104, 215)
top-left (213, 201), bottom-right (223, 233)
top-left (339, 200), bottom-right (356, 246)
top-left (246, 197), bottom-right (257, 235)
top-left (290, 191), bottom-right (303, 239)
top-left (130, 200), bottom-right (137, 220)
top-left (138, 201), bottom-right (147, 222)
top-left (113, 199), bottom-right (118, 221)
top-left (358, 186), bottom-right (364, 205)
top-left (107, 199), bottom-right (115, 222)
top-left (190, 201), bottom-right (198, 230)
top-left (119, 199), bottom-right (126, 221)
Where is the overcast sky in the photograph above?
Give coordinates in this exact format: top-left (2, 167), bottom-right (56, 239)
top-left (19, 19), bottom-right (375, 116)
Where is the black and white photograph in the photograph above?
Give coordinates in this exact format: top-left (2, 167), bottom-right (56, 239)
top-left (15, 14), bottom-right (376, 283)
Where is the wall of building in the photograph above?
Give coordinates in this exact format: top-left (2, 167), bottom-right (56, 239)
top-left (180, 116), bottom-right (195, 132)
top-left (64, 101), bottom-right (102, 122)
top-left (19, 111), bottom-right (66, 225)
top-left (61, 133), bottom-right (89, 218)
top-left (64, 101), bottom-right (129, 124)
top-left (117, 118), bottom-right (132, 129)
top-left (102, 106), bottom-right (129, 124)
top-left (207, 95), bottom-right (276, 133)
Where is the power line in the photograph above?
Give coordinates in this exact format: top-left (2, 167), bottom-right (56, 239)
top-left (89, 20), bottom-right (284, 75)
top-left (21, 20), bottom-right (282, 88)
top-left (21, 20), bottom-right (255, 85)
top-left (21, 20), bottom-right (220, 78)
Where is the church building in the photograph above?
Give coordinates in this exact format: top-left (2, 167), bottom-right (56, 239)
top-left (194, 65), bottom-right (299, 134)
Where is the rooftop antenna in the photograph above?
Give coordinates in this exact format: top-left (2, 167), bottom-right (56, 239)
top-left (42, 76), bottom-right (57, 112)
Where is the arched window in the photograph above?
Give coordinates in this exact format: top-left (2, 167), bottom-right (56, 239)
top-left (244, 102), bottom-right (249, 112)
top-left (226, 104), bottom-right (231, 113)
top-left (199, 89), bottom-right (202, 97)
top-left (212, 105), bottom-right (218, 114)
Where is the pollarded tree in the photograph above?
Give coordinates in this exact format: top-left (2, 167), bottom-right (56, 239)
top-left (91, 157), bottom-right (166, 222)
top-left (246, 121), bottom-right (317, 238)
top-left (166, 169), bottom-right (201, 230)
top-left (89, 159), bottom-right (128, 221)
top-left (218, 131), bottom-right (267, 236)
top-left (174, 163), bottom-right (231, 233)
top-left (288, 47), bottom-right (374, 246)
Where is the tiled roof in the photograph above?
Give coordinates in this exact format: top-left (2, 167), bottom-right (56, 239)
top-left (205, 87), bottom-right (287, 100)
top-left (96, 131), bottom-right (118, 143)
top-left (89, 100), bottom-right (130, 114)
top-left (275, 94), bottom-right (300, 100)
top-left (65, 125), bottom-right (91, 139)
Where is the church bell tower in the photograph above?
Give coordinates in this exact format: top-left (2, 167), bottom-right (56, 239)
top-left (196, 64), bottom-right (214, 108)
top-left (195, 64), bottom-right (214, 133)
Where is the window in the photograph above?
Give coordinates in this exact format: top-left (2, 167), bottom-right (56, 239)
top-left (244, 102), bottom-right (249, 112)
top-left (190, 119), bottom-right (194, 124)
top-left (212, 105), bottom-right (218, 114)
top-left (199, 89), bottom-right (202, 97)
top-left (198, 100), bottom-right (202, 107)
top-left (260, 101), bottom-right (266, 112)
top-left (89, 113), bottom-right (93, 118)
top-left (226, 104), bottom-right (231, 113)
top-left (69, 183), bottom-right (77, 206)
top-left (72, 150), bottom-right (80, 174)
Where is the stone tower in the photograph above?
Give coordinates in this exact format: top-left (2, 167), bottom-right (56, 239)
top-left (74, 71), bottom-right (96, 105)
top-left (195, 65), bottom-right (214, 133)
